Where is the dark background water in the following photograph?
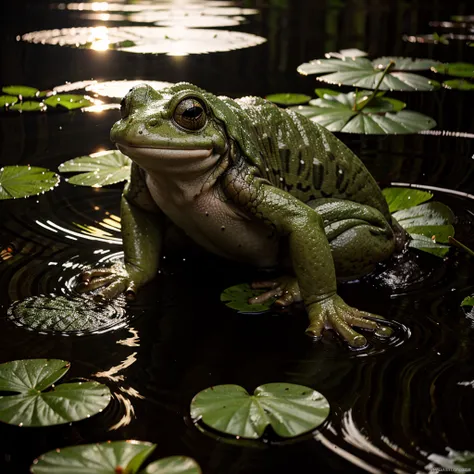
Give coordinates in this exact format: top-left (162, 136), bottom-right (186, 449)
top-left (1, 1), bottom-right (474, 473)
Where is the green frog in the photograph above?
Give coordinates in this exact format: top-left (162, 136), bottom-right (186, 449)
top-left (79, 82), bottom-right (404, 348)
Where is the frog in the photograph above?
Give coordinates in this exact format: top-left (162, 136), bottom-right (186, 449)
top-left (78, 82), bottom-right (405, 348)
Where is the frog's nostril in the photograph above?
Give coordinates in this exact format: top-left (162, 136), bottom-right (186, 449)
top-left (148, 118), bottom-right (159, 128)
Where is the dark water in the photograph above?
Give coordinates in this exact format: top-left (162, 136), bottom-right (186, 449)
top-left (1, 1), bottom-right (474, 473)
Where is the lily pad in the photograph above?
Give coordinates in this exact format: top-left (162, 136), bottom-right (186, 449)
top-left (0, 359), bottom-right (111, 427)
top-left (144, 456), bottom-right (202, 474)
top-left (290, 92), bottom-right (435, 134)
top-left (373, 57), bottom-right (441, 71)
top-left (382, 187), bottom-right (433, 213)
top-left (7, 295), bottom-right (129, 335)
top-left (0, 165), bottom-right (59, 200)
top-left (220, 283), bottom-right (275, 313)
top-left (325, 48), bottom-right (368, 59)
top-left (432, 62), bottom-right (474, 78)
top-left (266, 93), bottom-right (311, 106)
top-left (461, 296), bottom-right (474, 307)
top-left (31, 440), bottom-right (156, 474)
top-left (43, 94), bottom-right (94, 110)
top-left (9, 100), bottom-right (47, 112)
top-left (2, 85), bottom-right (39, 98)
top-left (190, 383), bottom-right (330, 439)
top-left (0, 95), bottom-right (19, 107)
top-left (297, 56), bottom-right (440, 91)
top-left (443, 79), bottom-right (474, 90)
top-left (59, 150), bottom-right (132, 187)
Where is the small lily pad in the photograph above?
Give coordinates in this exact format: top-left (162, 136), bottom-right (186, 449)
top-left (190, 383), bottom-right (330, 439)
top-left (443, 79), bottom-right (474, 90)
top-left (31, 440), bottom-right (156, 474)
top-left (290, 92), bottom-right (434, 134)
top-left (0, 165), bottom-right (59, 200)
top-left (382, 187), bottom-right (433, 213)
top-left (220, 283), bottom-right (275, 313)
top-left (461, 296), bottom-right (474, 307)
top-left (0, 95), bottom-right (19, 107)
top-left (432, 62), bottom-right (474, 78)
top-left (59, 150), bottom-right (132, 187)
top-left (2, 85), bottom-right (39, 97)
top-left (7, 295), bottom-right (129, 335)
top-left (9, 100), bottom-right (47, 112)
top-left (144, 456), bottom-right (202, 474)
top-left (43, 94), bottom-right (94, 110)
top-left (266, 93), bottom-right (311, 106)
top-left (0, 359), bottom-right (111, 427)
top-left (297, 56), bottom-right (440, 91)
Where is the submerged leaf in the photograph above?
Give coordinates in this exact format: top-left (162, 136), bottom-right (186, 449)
top-left (0, 359), bottom-right (111, 427)
top-left (190, 383), bottom-right (330, 439)
top-left (290, 91), bottom-right (434, 134)
top-left (144, 456), bottom-right (202, 474)
top-left (266, 93), bottom-right (311, 106)
top-left (43, 93), bottom-right (94, 110)
top-left (382, 187), bottom-right (433, 213)
top-left (0, 166), bottom-right (59, 200)
top-left (31, 440), bottom-right (156, 474)
top-left (220, 283), bottom-right (275, 313)
top-left (297, 56), bottom-right (440, 91)
top-left (2, 85), bottom-right (39, 97)
top-left (59, 150), bottom-right (132, 187)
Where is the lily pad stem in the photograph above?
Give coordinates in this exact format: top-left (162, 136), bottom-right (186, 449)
top-left (448, 236), bottom-right (474, 257)
top-left (357, 60), bottom-right (395, 113)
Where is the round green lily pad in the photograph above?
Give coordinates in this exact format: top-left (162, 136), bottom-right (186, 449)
top-left (7, 294), bottom-right (129, 335)
top-left (0, 165), bottom-right (59, 200)
top-left (9, 101), bottom-right (47, 112)
top-left (0, 95), bottom-right (19, 107)
top-left (43, 94), bottom-right (94, 110)
top-left (190, 383), bottom-right (330, 439)
top-left (382, 187), bottom-right (433, 213)
top-left (31, 440), bottom-right (156, 474)
top-left (220, 283), bottom-right (275, 313)
top-left (0, 359), bottom-right (111, 427)
top-left (144, 456), bottom-right (202, 474)
top-left (2, 85), bottom-right (39, 97)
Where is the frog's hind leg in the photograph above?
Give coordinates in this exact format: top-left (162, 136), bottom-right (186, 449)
top-left (308, 198), bottom-right (396, 279)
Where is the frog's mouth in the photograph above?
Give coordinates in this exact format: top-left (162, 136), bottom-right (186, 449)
top-left (117, 144), bottom-right (213, 161)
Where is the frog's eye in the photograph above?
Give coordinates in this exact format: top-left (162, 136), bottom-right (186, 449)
top-left (173, 98), bottom-right (207, 131)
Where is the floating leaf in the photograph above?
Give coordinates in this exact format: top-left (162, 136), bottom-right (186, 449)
top-left (190, 383), bottom-right (330, 439)
top-left (7, 295), bottom-right (129, 335)
top-left (393, 202), bottom-right (454, 257)
top-left (2, 85), bottom-right (39, 97)
top-left (220, 283), bottom-right (275, 313)
top-left (325, 48), bottom-right (368, 59)
top-left (382, 187), bottom-right (433, 213)
top-left (290, 92), bottom-right (434, 134)
top-left (443, 79), bottom-right (474, 90)
top-left (0, 359), bottom-right (111, 427)
top-left (432, 62), bottom-right (474, 78)
top-left (373, 57), bottom-right (441, 71)
top-left (144, 456), bottom-right (202, 474)
top-left (314, 88), bottom-right (341, 98)
top-left (0, 166), bottom-right (59, 200)
top-left (59, 150), bottom-right (132, 187)
top-left (297, 56), bottom-right (440, 91)
top-left (9, 101), bottom-right (47, 112)
top-left (0, 95), bottom-right (19, 107)
top-left (43, 94), bottom-right (94, 110)
top-left (31, 440), bottom-right (156, 474)
top-left (266, 93), bottom-right (311, 106)
top-left (461, 296), bottom-right (474, 307)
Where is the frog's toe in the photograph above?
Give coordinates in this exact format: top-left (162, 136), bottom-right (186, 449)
top-left (80, 267), bottom-right (114, 283)
top-left (76, 274), bottom-right (117, 293)
top-left (249, 276), bottom-right (302, 307)
top-left (248, 286), bottom-right (284, 304)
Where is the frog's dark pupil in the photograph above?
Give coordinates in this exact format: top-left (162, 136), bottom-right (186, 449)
top-left (184, 106), bottom-right (202, 119)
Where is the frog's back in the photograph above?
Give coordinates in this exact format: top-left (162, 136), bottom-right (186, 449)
top-left (227, 95), bottom-right (390, 219)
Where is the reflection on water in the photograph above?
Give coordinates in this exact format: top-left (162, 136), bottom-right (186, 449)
top-left (21, 26), bottom-right (267, 55)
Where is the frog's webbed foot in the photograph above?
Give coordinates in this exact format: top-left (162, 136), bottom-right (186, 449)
top-left (306, 295), bottom-right (392, 348)
top-left (249, 275), bottom-right (302, 306)
top-left (76, 263), bottom-right (137, 301)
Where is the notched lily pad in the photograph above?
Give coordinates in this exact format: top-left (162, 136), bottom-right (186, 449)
top-left (382, 187), bottom-right (433, 213)
top-left (220, 283), bottom-right (275, 313)
top-left (0, 359), bottom-right (111, 427)
top-left (59, 150), bottom-right (132, 187)
top-left (190, 383), bottom-right (330, 439)
top-left (290, 91), bottom-right (435, 134)
top-left (266, 93), bottom-right (311, 106)
top-left (0, 166), bottom-right (59, 200)
top-left (43, 94), bottom-right (94, 110)
top-left (7, 294), bottom-right (129, 335)
top-left (297, 56), bottom-right (440, 91)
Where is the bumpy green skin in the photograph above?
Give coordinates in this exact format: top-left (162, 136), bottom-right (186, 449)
top-left (101, 82), bottom-right (398, 347)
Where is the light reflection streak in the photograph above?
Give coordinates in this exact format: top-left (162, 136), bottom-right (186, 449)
top-left (117, 328), bottom-right (139, 347)
top-left (93, 352), bottom-right (138, 382)
top-left (108, 393), bottom-right (135, 430)
top-left (391, 183), bottom-right (474, 201)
